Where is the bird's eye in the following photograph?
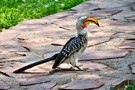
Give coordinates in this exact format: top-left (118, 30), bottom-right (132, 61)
top-left (81, 19), bottom-right (85, 24)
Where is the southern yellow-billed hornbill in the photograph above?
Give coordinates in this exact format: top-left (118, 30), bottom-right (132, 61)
top-left (13, 16), bottom-right (99, 73)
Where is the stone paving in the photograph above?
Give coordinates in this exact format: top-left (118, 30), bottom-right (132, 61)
top-left (0, 0), bottom-right (135, 89)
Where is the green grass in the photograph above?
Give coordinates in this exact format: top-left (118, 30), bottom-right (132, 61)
top-left (107, 82), bottom-right (135, 90)
top-left (125, 82), bottom-right (135, 90)
top-left (0, 0), bottom-right (89, 30)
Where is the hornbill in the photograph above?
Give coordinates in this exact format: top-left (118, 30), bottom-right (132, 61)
top-left (13, 16), bottom-right (99, 73)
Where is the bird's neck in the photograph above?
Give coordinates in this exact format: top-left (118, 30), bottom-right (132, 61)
top-left (76, 28), bottom-right (87, 37)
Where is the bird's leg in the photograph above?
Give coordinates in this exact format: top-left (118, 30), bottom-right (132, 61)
top-left (51, 67), bottom-right (64, 72)
top-left (49, 68), bottom-right (64, 74)
top-left (69, 67), bottom-right (76, 71)
top-left (57, 66), bottom-right (76, 71)
top-left (57, 66), bottom-right (63, 70)
top-left (75, 66), bottom-right (88, 71)
top-left (75, 66), bottom-right (82, 70)
top-left (70, 67), bottom-right (74, 69)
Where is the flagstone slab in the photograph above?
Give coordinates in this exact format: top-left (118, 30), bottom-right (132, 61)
top-left (126, 15), bottom-right (135, 21)
top-left (87, 25), bottom-right (102, 33)
top-left (71, 1), bottom-right (100, 11)
top-left (58, 61), bottom-right (113, 72)
top-left (0, 30), bottom-right (18, 43)
top-left (74, 13), bottom-right (105, 20)
top-left (0, 80), bottom-right (10, 89)
top-left (95, 0), bottom-right (124, 9)
top-left (88, 37), bottom-right (110, 47)
top-left (18, 19), bottom-right (46, 25)
top-left (0, 45), bottom-right (28, 52)
top-left (71, 0), bottom-right (125, 11)
top-left (53, 16), bottom-right (104, 27)
top-left (0, 62), bottom-right (25, 72)
top-left (122, 0), bottom-right (135, 3)
top-left (20, 77), bottom-right (50, 86)
top-left (60, 25), bottom-right (76, 31)
top-left (96, 79), bottom-right (128, 90)
top-left (43, 11), bottom-right (76, 20)
top-left (43, 52), bottom-right (112, 72)
top-left (5, 72), bottom-right (49, 80)
top-left (132, 6), bottom-right (135, 11)
top-left (111, 27), bottom-right (135, 33)
top-left (90, 9), bottom-right (122, 17)
top-left (0, 53), bottom-right (25, 60)
top-left (27, 82), bottom-right (56, 90)
top-left (79, 61), bottom-right (113, 72)
top-left (51, 32), bottom-right (114, 47)
top-left (19, 37), bottom-right (54, 45)
top-left (119, 39), bottom-right (135, 49)
top-left (27, 87), bottom-right (49, 90)
top-left (99, 19), bottom-right (128, 29)
top-left (10, 19), bottom-right (49, 31)
top-left (43, 52), bottom-right (59, 59)
top-left (76, 74), bottom-right (101, 80)
top-left (129, 64), bottom-right (135, 74)
top-left (0, 61), bottom-right (49, 80)
top-left (99, 19), bottom-right (135, 33)
top-left (16, 25), bottom-right (66, 42)
top-left (0, 61), bottom-right (47, 73)
top-left (76, 75), bottom-right (127, 90)
top-left (80, 49), bottom-right (128, 60)
top-left (0, 54), bottom-right (14, 60)
top-left (53, 17), bottom-right (77, 26)
top-left (30, 25), bottom-right (65, 32)
top-left (51, 39), bottom-right (68, 46)
top-left (59, 79), bottom-right (103, 90)
top-left (60, 25), bottom-right (101, 32)
top-left (88, 32), bottom-right (115, 47)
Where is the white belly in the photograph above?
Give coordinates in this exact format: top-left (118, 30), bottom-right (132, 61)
top-left (70, 43), bottom-right (87, 66)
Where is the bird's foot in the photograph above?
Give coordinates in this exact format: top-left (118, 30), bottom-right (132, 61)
top-left (57, 66), bottom-right (76, 71)
top-left (56, 66), bottom-right (75, 71)
top-left (75, 66), bottom-right (88, 71)
top-left (57, 66), bottom-right (63, 70)
top-left (49, 68), bottom-right (64, 74)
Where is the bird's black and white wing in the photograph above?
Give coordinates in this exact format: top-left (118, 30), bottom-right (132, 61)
top-left (52, 35), bottom-right (87, 69)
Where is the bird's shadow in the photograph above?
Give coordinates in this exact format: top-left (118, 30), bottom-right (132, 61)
top-left (14, 68), bottom-right (84, 75)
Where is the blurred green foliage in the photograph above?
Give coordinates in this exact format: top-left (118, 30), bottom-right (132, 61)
top-left (125, 82), bottom-right (135, 90)
top-left (0, 0), bottom-right (88, 29)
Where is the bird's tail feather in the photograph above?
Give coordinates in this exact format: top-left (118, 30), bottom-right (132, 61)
top-left (13, 53), bottom-right (59, 73)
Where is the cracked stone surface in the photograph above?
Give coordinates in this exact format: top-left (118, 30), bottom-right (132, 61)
top-left (119, 39), bottom-right (135, 49)
top-left (1, 0), bottom-right (135, 89)
top-left (51, 31), bottom-right (115, 47)
top-left (27, 82), bottom-right (56, 90)
top-left (129, 64), bottom-right (135, 74)
top-left (80, 49), bottom-right (129, 60)
top-left (43, 11), bottom-right (76, 20)
top-left (20, 77), bottom-right (50, 86)
top-left (0, 53), bottom-right (25, 60)
top-left (0, 45), bottom-right (28, 52)
top-left (59, 79), bottom-right (103, 89)
top-left (0, 80), bottom-right (10, 89)
top-left (126, 15), bottom-right (135, 21)
top-left (132, 6), bottom-right (135, 11)
top-left (76, 74), bottom-right (129, 90)
top-left (19, 37), bottom-right (54, 45)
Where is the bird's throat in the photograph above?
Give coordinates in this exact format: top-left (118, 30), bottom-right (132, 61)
top-left (82, 25), bottom-right (86, 29)
top-left (77, 28), bottom-right (87, 37)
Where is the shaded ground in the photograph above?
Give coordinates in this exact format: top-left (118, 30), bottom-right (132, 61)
top-left (0, 0), bottom-right (135, 89)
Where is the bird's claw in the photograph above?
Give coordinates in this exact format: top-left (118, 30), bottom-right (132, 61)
top-left (75, 66), bottom-right (88, 71)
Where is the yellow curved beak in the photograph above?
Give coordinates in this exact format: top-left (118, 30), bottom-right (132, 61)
top-left (83, 16), bottom-right (99, 27)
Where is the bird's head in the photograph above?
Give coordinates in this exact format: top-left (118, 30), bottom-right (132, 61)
top-left (76, 16), bottom-right (99, 31)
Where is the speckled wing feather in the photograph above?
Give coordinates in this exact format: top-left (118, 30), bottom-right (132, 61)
top-left (52, 35), bottom-right (86, 69)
